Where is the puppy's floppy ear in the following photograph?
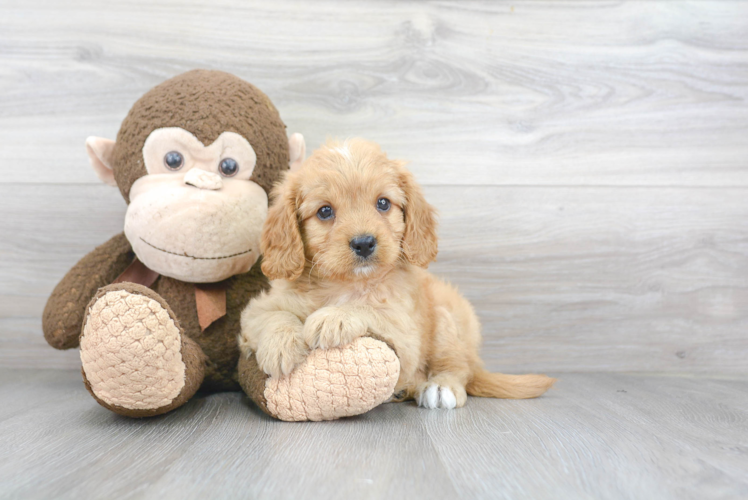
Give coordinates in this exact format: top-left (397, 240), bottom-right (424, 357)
top-left (261, 175), bottom-right (305, 281)
top-left (398, 164), bottom-right (438, 267)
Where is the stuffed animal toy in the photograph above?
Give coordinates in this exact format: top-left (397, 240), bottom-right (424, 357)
top-left (42, 70), bottom-right (400, 420)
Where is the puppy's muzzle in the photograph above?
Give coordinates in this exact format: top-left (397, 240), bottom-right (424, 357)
top-left (350, 234), bottom-right (377, 259)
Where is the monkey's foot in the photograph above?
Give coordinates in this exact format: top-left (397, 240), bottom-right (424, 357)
top-left (239, 337), bottom-right (400, 422)
top-left (80, 283), bottom-right (205, 417)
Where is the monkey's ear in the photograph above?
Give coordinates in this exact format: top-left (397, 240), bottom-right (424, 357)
top-left (85, 136), bottom-right (117, 187)
top-left (288, 133), bottom-right (306, 172)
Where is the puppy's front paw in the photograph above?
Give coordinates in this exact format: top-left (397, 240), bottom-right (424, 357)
top-left (254, 329), bottom-right (308, 379)
top-left (416, 382), bottom-right (467, 410)
top-left (303, 307), bottom-right (367, 350)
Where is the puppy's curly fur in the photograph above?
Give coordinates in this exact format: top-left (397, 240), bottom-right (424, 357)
top-left (239, 139), bottom-right (555, 409)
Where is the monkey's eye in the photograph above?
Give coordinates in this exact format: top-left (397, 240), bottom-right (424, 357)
top-left (317, 205), bottom-right (334, 221)
top-left (219, 158), bottom-right (238, 177)
top-left (164, 151), bottom-right (184, 170)
top-left (377, 198), bottom-right (391, 212)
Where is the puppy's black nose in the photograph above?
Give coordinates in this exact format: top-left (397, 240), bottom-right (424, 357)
top-left (350, 234), bottom-right (377, 259)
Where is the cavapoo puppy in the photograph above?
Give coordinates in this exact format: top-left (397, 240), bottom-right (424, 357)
top-left (239, 139), bottom-right (555, 409)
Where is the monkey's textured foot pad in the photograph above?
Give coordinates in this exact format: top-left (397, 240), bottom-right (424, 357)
top-left (264, 337), bottom-right (400, 422)
top-left (80, 288), bottom-right (186, 412)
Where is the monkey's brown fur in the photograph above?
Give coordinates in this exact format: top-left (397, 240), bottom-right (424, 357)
top-left (112, 70), bottom-right (290, 202)
top-left (42, 70), bottom-right (285, 416)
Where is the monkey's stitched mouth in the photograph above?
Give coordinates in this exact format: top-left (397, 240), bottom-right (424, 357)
top-left (140, 237), bottom-right (252, 260)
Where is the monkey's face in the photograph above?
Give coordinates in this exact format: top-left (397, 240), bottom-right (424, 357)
top-left (86, 70), bottom-right (299, 284)
top-left (122, 127), bottom-right (268, 283)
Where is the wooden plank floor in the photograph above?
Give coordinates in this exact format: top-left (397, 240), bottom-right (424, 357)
top-left (1, 369), bottom-right (746, 500)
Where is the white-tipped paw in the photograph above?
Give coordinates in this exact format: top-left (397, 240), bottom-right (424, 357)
top-left (417, 384), bottom-right (459, 410)
top-left (303, 307), bottom-right (367, 350)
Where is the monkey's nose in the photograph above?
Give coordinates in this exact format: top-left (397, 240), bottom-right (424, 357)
top-left (184, 169), bottom-right (223, 190)
top-left (350, 234), bottom-right (377, 259)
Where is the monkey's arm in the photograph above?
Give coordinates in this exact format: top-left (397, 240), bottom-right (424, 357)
top-left (43, 233), bottom-right (134, 349)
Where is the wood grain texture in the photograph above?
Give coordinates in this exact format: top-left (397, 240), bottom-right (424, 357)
top-left (3, 184), bottom-right (746, 373)
top-left (0, 0), bottom-right (747, 186)
top-left (0, 369), bottom-right (746, 500)
top-left (1, 0), bottom-right (747, 374)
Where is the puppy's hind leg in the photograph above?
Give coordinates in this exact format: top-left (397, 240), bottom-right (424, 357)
top-left (416, 373), bottom-right (468, 410)
top-left (416, 307), bottom-right (471, 410)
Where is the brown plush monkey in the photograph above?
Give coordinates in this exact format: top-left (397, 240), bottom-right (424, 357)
top-left (42, 70), bottom-right (398, 419)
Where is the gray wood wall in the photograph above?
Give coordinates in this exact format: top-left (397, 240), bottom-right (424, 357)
top-left (1, 0), bottom-right (746, 374)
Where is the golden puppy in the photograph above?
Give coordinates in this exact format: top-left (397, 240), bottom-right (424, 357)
top-left (239, 139), bottom-right (555, 409)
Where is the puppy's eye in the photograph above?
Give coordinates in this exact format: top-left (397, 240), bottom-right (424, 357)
top-left (377, 198), bottom-right (391, 212)
top-left (317, 205), bottom-right (334, 220)
top-left (219, 158), bottom-right (238, 177)
top-left (164, 151), bottom-right (184, 170)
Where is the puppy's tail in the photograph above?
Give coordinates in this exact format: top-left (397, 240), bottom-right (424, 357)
top-left (466, 370), bottom-right (556, 399)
